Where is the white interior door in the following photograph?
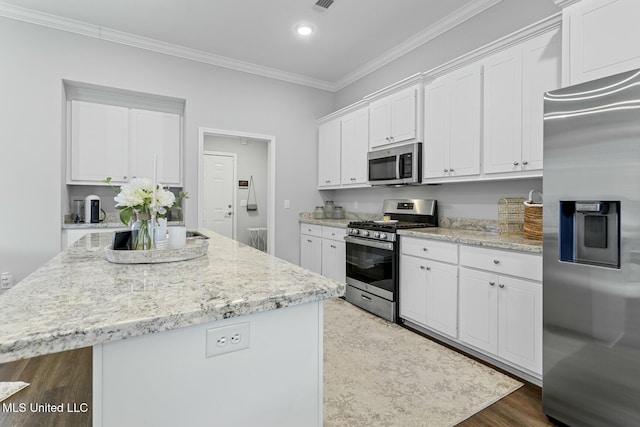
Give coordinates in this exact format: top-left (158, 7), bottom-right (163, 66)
top-left (203, 153), bottom-right (235, 238)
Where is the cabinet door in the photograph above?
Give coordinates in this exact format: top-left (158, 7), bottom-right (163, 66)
top-left (399, 255), bottom-right (428, 325)
top-left (369, 99), bottom-right (391, 148)
top-left (521, 29), bottom-right (561, 172)
top-left (498, 276), bottom-right (542, 374)
top-left (390, 87), bottom-right (417, 144)
top-left (448, 64), bottom-right (481, 177)
top-left (70, 101), bottom-right (129, 183)
top-left (300, 234), bottom-right (322, 274)
top-left (340, 107), bottom-right (369, 185)
top-left (425, 260), bottom-right (458, 338)
top-left (130, 109), bottom-right (182, 185)
top-left (483, 45), bottom-right (523, 174)
top-left (318, 119), bottom-right (341, 187)
top-left (568, 0), bottom-right (640, 85)
top-left (458, 267), bottom-right (498, 354)
top-left (322, 239), bottom-right (346, 283)
top-left (423, 78), bottom-right (450, 179)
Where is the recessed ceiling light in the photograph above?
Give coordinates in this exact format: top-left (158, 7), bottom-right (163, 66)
top-left (296, 24), bottom-right (314, 36)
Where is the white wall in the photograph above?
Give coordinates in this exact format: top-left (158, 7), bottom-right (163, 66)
top-left (204, 135), bottom-right (269, 246)
top-left (334, 0), bottom-right (559, 109)
top-left (0, 17), bottom-right (332, 282)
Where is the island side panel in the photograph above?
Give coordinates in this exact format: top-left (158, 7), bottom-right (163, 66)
top-left (93, 301), bottom-right (323, 427)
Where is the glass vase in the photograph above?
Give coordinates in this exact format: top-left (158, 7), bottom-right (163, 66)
top-left (131, 211), bottom-right (154, 250)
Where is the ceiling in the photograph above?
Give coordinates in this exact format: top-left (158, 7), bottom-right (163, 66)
top-left (0, 0), bottom-right (502, 91)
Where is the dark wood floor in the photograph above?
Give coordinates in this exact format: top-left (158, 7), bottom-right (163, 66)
top-left (0, 344), bottom-right (556, 427)
top-left (0, 347), bottom-right (92, 427)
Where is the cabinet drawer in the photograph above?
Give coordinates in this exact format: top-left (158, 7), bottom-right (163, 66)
top-left (300, 223), bottom-right (322, 237)
top-left (322, 226), bottom-right (346, 241)
top-left (401, 237), bottom-right (458, 264)
top-left (459, 245), bottom-right (541, 281)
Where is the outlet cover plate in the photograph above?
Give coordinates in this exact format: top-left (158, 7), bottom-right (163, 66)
top-left (206, 322), bottom-right (250, 357)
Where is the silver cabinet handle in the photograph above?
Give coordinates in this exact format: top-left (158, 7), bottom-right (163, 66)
top-left (499, 284), bottom-right (505, 288)
top-left (522, 160), bottom-right (528, 165)
top-left (361, 294), bottom-right (372, 301)
top-left (513, 161), bottom-right (519, 166)
top-left (489, 281), bottom-right (496, 286)
top-left (493, 259), bottom-right (500, 264)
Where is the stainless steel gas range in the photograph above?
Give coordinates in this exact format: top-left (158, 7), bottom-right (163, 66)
top-left (345, 199), bottom-right (437, 322)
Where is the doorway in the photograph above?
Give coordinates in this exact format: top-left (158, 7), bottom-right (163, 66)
top-left (198, 127), bottom-right (276, 255)
top-left (202, 152), bottom-right (237, 239)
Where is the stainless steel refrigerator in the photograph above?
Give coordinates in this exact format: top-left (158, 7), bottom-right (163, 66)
top-left (543, 68), bottom-right (640, 426)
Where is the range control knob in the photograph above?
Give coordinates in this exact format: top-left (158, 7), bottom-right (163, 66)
top-left (379, 233), bottom-right (387, 240)
top-left (362, 230), bottom-right (370, 237)
top-left (350, 228), bottom-right (359, 235)
top-left (373, 232), bottom-right (380, 238)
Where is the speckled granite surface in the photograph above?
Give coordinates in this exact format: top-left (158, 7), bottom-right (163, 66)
top-left (399, 228), bottom-right (542, 253)
top-left (0, 230), bottom-right (344, 364)
top-left (298, 212), bottom-right (381, 227)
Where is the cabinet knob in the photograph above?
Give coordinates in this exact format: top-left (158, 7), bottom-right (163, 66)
top-left (426, 266), bottom-right (431, 271)
top-left (513, 161), bottom-right (519, 166)
top-left (420, 265), bottom-right (426, 270)
top-left (489, 281), bottom-right (496, 286)
top-left (307, 239), bottom-right (312, 243)
top-left (385, 137), bottom-right (390, 142)
top-left (522, 160), bottom-right (528, 165)
top-left (444, 169), bottom-right (449, 173)
top-left (422, 247), bottom-right (428, 251)
top-left (390, 136), bottom-right (395, 141)
top-left (493, 259), bottom-right (500, 264)
top-left (330, 244), bottom-right (336, 249)
top-left (450, 168), bottom-right (454, 172)
top-left (499, 284), bottom-right (505, 288)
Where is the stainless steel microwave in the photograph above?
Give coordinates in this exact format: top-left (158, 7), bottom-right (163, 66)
top-left (367, 142), bottom-right (422, 186)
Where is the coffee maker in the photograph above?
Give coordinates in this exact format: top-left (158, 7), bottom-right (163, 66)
top-left (85, 195), bottom-right (101, 223)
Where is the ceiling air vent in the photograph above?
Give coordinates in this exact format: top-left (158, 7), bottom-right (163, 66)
top-left (314, 0), bottom-right (334, 13)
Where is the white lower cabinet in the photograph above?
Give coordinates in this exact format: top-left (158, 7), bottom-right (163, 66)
top-left (458, 246), bottom-right (542, 375)
top-left (400, 238), bottom-right (458, 339)
top-left (299, 224), bottom-right (346, 282)
top-left (300, 224), bottom-right (322, 275)
top-left (399, 236), bottom-right (543, 379)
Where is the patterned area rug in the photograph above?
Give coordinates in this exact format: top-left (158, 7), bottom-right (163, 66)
top-left (0, 382), bottom-right (29, 402)
top-left (323, 298), bottom-right (522, 427)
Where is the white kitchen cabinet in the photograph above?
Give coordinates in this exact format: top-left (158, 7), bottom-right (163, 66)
top-left (340, 107), bottom-right (369, 186)
top-left (369, 85), bottom-right (419, 149)
top-left (458, 245), bottom-right (542, 375)
top-left (483, 29), bottom-right (560, 175)
top-left (400, 238), bottom-right (458, 339)
top-left (70, 101), bottom-right (129, 183)
top-left (318, 118), bottom-right (341, 188)
top-left (321, 226), bottom-right (346, 283)
top-left (563, 0), bottom-right (640, 85)
top-left (130, 109), bottom-right (182, 185)
top-left (300, 224), bottom-right (322, 275)
top-left (424, 63), bottom-right (482, 180)
top-left (69, 101), bottom-right (183, 186)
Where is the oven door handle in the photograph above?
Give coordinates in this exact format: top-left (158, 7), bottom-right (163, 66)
top-left (345, 235), bottom-right (394, 251)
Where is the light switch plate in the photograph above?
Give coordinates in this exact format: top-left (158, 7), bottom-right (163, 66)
top-left (240, 199), bottom-right (247, 207)
top-left (284, 200), bottom-right (290, 209)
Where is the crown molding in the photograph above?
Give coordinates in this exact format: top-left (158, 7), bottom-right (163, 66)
top-left (333, 0), bottom-right (504, 91)
top-left (0, 2), bottom-right (337, 92)
top-left (553, 0), bottom-right (583, 8)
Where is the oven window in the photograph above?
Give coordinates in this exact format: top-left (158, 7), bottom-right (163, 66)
top-left (346, 242), bottom-right (394, 294)
top-left (369, 156), bottom-right (396, 181)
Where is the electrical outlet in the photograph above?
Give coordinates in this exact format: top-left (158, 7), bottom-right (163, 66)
top-left (1, 273), bottom-right (13, 289)
top-left (206, 322), bottom-right (250, 357)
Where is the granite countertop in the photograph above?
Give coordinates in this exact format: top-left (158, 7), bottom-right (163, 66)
top-left (298, 218), bottom-right (352, 228)
top-left (0, 230), bottom-right (344, 363)
top-left (398, 228), bottom-right (542, 254)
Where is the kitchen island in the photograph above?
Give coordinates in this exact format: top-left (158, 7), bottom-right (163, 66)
top-left (0, 230), bottom-right (344, 427)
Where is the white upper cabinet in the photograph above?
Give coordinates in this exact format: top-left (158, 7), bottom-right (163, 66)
top-left (424, 62), bottom-right (481, 180)
top-left (130, 109), bottom-right (181, 185)
top-left (69, 101), bottom-right (183, 186)
top-left (483, 29), bottom-right (560, 175)
top-left (564, 0), bottom-right (640, 85)
top-left (70, 101), bottom-right (129, 183)
top-left (318, 118), bottom-right (342, 188)
top-left (369, 85), bottom-right (419, 149)
top-left (340, 107), bottom-right (369, 186)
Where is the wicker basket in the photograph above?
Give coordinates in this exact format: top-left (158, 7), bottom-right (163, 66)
top-left (524, 190), bottom-right (543, 240)
top-left (498, 197), bottom-right (525, 235)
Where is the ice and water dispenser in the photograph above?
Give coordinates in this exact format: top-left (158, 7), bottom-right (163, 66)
top-left (559, 201), bottom-right (620, 268)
